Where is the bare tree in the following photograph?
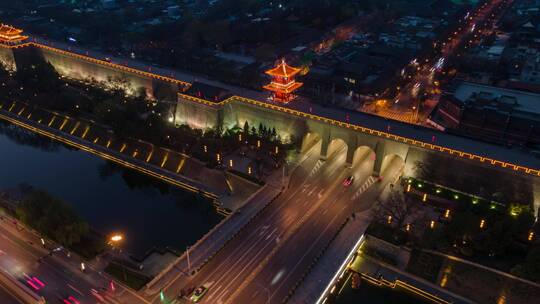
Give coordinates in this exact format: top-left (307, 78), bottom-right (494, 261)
top-left (373, 189), bottom-right (426, 231)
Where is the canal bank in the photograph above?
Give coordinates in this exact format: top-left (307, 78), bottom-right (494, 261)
top-left (0, 120), bottom-right (222, 258)
top-left (0, 101), bottom-right (262, 214)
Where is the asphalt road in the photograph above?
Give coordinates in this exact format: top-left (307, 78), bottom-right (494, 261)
top-left (155, 140), bottom-right (403, 304)
top-left (0, 213), bottom-right (146, 304)
top-left (153, 141), bottom-right (326, 303)
top-left (232, 151), bottom-right (404, 304)
top-left (0, 220), bottom-right (101, 303)
top-left (0, 285), bottom-right (20, 304)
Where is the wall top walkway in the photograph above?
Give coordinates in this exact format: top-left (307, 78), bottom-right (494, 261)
top-left (2, 39), bottom-right (539, 176)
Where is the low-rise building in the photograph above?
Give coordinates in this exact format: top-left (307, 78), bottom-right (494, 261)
top-left (432, 81), bottom-right (540, 146)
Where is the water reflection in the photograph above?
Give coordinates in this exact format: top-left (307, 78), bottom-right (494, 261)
top-left (0, 123), bottom-right (222, 257)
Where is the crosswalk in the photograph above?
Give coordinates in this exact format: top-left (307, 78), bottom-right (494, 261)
top-left (308, 160), bottom-right (324, 178)
top-left (351, 176), bottom-right (377, 201)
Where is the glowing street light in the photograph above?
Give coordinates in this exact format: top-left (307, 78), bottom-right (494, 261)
top-left (444, 209), bottom-right (450, 218)
top-left (109, 233), bottom-right (127, 282)
top-left (528, 231), bottom-right (535, 241)
top-left (110, 234), bottom-right (123, 243)
top-left (430, 220), bottom-right (435, 229)
top-left (479, 219), bottom-right (485, 229)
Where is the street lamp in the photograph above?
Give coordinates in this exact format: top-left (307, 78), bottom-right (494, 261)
top-left (109, 233), bottom-right (127, 283)
top-left (110, 234), bottom-right (123, 243)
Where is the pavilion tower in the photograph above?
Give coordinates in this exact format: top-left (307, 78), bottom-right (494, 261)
top-left (263, 59), bottom-right (303, 103)
top-left (0, 24), bottom-right (28, 45)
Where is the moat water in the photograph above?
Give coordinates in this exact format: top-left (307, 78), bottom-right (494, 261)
top-left (0, 121), bottom-right (222, 258)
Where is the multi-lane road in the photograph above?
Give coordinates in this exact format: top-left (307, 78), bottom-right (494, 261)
top-left (369, 0), bottom-right (510, 124)
top-left (155, 139), bottom-right (403, 304)
top-left (0, 211), bottom-right (147, 304)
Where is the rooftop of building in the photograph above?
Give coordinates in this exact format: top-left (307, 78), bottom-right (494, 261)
top-left (265, 59), bottom-right (302, 78)
top-left (453, 81), bottom-right (540, 115)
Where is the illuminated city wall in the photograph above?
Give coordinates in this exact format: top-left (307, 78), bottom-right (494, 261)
top-left (38, 47), bottom-right (154, 97)
top-left (223, 99), bottom-right (307, 143)
top-left (175, 96), bottom-right (221, 130)
top-left (219, 98), bottom-right (410, 174)
top-left (0, 47), bottom-right (16, 71)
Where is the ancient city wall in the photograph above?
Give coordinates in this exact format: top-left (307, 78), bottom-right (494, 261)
top-left (0, 46), bottom-right (16, 71)
top-left (38, 46), bottom-right (154, 96)
top-left (4, 43), bottom-right (180, 101)
top-left (175, 95), bottom-right (221, 130)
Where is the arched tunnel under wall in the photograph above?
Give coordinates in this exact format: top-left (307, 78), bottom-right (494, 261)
top-left (301, 132), bottom-right (321, 154)
top-left (352, 146), bottom-right (376, 168)
top-left (326, 138), bottom-right (348, 160)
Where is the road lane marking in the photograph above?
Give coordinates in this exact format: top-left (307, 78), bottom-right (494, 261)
top-left (265, 228), bottom-right (277, 240)
top-left (269, 212), bottom-right (341, 302)
top-left (212, 233), bottom-right (279, 303)
top-left (67, 283), bottom-right (84, 296)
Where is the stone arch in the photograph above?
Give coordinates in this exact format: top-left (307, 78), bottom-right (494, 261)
top-left (301, 131), bottom-right (322, 155)
top-left (326, 138), bottom-right (348, 160)
top-left (352, 146), bottom-right (376, 168)
top-left (380, 154), bottom-right (405, 181)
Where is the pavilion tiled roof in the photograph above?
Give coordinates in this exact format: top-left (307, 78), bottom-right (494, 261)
top-left (0, 24), bottom-right (28, 43)
top-left (265, 59), bottom-right (302, 78)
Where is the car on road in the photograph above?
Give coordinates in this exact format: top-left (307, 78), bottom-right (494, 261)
top-left (61, 296), bottom-right (80, 304)
top-left (55, 292), bottom-right (80, 304)
top-left (190, 286), bottom-right (209, 303)
top-left (23, 274), bottom-right (45, 291)
top-left (342, 176), bottom-right (354, 187)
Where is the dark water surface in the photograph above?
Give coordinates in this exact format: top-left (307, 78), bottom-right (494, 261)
top-left (0, 122), bottom-right (222, 257)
